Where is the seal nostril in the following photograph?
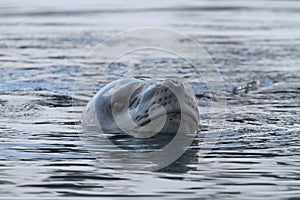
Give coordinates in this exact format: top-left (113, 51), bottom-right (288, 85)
top-left (135, 115), bottom-right (141, 121)
top-left (136, 99), bottom-right (140, 107)
top-left (129, 96), bottom-right (140, 109)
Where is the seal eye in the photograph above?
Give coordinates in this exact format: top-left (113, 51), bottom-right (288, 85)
top-left (112, 101), bottom-right (126, 113)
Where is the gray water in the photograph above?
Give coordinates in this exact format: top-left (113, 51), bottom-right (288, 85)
top-left (0, 0), bottom-right (300, 199)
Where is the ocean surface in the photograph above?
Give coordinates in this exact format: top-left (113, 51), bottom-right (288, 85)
top-left (0, 0), bottom-right (299, 199)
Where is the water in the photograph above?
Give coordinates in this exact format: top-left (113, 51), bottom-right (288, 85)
top-left (0, 0), bottom-right (300, 199)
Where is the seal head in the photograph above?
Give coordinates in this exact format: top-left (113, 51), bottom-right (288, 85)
top-left (82, 78), bottom-right (199, 149)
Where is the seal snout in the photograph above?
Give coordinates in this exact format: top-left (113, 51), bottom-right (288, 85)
top-left (128, 79), bottom-right (199, 127)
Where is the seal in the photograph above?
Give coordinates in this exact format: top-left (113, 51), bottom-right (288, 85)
top-left (81, 78), bottom-right (199, 149)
